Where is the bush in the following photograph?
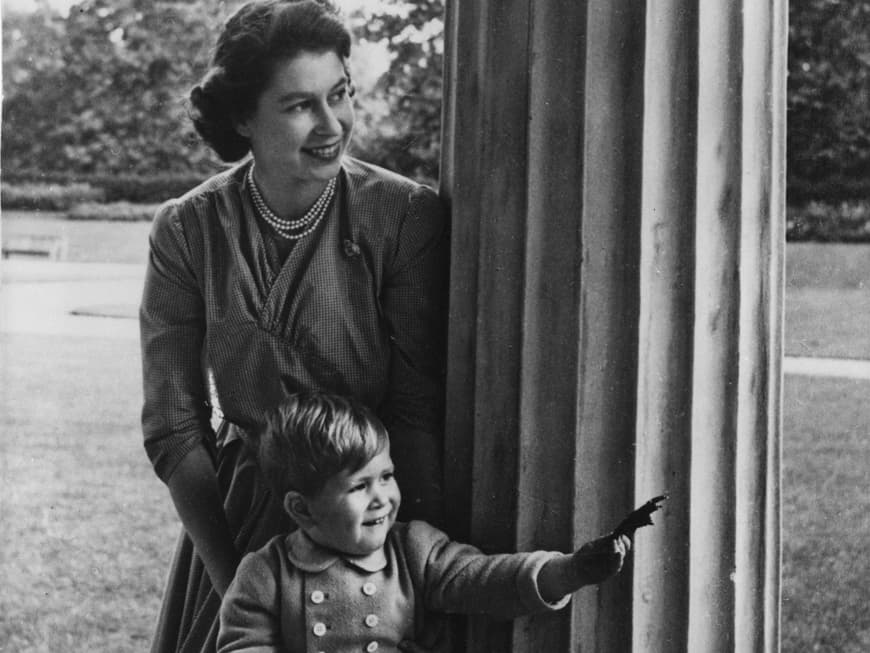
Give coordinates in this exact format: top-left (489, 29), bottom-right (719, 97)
top-left (787, 176), bottom-right (870, 204)
top-left (1, 182), bottom-right (105, 211)
top-left (93, 174), bottom-right (209, 203)
top-left (787, 201), bottom-right (870, 242)
top-left (4, 170), bottom-right (209, 203)
top-left (66, 201), bottom-right (161, 222)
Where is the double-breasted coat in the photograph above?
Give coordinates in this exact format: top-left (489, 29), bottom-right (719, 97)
top-left (218, 520), bottom-right (571, 653)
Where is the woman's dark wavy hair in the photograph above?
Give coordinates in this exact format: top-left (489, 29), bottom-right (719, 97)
top-left (190, 0), bottom-right (352, 162)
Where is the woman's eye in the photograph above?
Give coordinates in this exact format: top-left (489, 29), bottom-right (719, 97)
top-left (349, 483), bottom-right (366, 493)
top-left (382, 472), bottom-right (394, 482)
top-left (286, 101), bottom-right (311, 113)
top-left (328, 88), bottom-right (347, 105)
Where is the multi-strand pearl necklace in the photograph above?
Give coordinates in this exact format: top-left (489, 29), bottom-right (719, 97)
top-left (247, 166), bottom-right (336, 240)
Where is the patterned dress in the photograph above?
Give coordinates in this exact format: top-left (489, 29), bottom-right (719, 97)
top-left (140, 157), bottom-right (449, 653)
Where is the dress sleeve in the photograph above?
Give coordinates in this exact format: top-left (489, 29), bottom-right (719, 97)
top-left (218, 551), bottom-right (283, 653)
top-left (406, 521), bottom-right (572, 618)
top-left (139, 201), bottom-right (212, 483)
top-left (379, 186), bottom-right (450, 524)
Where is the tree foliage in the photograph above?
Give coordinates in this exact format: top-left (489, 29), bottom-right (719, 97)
top-left (788, 0), bottom-right (870, 201)
top-left (5, 0), bottom-right (869, 200)
top-left (3, 0), bottom-right (232, 177)
top-left (2, 0), bottom-right (443, 184)
top-left (345, 0), bottom-right (443, 183)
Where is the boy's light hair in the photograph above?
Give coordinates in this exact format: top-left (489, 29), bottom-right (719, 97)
top-left (256, 392), bottom-right (389, 498)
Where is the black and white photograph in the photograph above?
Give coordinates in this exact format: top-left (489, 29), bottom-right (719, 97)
top-left (1, 1), bottom-right (867, 651)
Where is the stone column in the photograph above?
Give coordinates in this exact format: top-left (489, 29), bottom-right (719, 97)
top-left (440, 1), bottom-right (786, 651)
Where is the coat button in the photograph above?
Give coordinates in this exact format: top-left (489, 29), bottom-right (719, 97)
top-left (312, 622), bottom-right (327, 637)
top-left (366, 641), bottom-right (379, 652)
top-left (362, 582), bottom-right (377, 596)
top-left (310, 590), bottom-right (325, 604)
top-left (365, 614), bottom-right (379, 628)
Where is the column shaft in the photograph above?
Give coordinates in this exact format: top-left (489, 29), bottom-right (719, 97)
top-left (634, 1), bottom-right (697, 650)
top-left (440, 1), bottom-right (785, 650)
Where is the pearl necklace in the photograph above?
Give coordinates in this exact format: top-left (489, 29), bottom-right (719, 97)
top-left (247, 166), bottom-right (336, 240)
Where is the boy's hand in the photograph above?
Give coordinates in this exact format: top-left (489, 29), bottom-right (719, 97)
top-left (571, 533), bottom-right (631, 585)
top-left (538, 495), bottom-right (665, 602)
top-left (612, 494), bottom-right (668, 537)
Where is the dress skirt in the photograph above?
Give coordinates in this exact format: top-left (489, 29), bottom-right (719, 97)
top-left (150, 430), bottom-right (293, 653)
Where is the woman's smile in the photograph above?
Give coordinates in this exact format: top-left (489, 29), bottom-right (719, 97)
top-left (303, 141), bottom-right (343, 161)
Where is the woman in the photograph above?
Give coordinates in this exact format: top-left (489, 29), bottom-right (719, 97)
top-left (139, 1), bottom-right (448, 650)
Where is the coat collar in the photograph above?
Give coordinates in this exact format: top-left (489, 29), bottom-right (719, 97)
top-left (286, 529), bottom-right (388, 573)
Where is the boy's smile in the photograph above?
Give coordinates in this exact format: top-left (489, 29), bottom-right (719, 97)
top-left (300, 447), bottom-right (401, 557)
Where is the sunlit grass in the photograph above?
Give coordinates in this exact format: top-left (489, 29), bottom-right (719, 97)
top-left (785, 287), bottom-right (870, 359)
top-left (785, 242), bottom-right (870, 359)
top-left (782, 376), bottom-right (870, 652)
top-left (0, 333), bottom-right (177, 652)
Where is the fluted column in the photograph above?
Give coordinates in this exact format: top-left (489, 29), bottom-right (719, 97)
top-left (633, 2), bottom-right (697, 650)
top-left (440, 1), bottom-right (785, 651)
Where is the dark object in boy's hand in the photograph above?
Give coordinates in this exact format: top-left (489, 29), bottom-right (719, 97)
top-left (612, 494), bottom-right (668, 537)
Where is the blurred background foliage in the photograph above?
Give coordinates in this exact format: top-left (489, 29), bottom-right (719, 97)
top-left (3, 0), bottom-right (870, 239)
top-left (2, 0), bottom-right (443, 190)
top-left (788, 0), bottom-right (870, 203)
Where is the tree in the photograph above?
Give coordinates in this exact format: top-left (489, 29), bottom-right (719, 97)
top-left (346, 0), bottom-right (444, 184)
top-left (3, 0), bottom-right (232, 177)
top-left (2, 6), bottom-right (70, 174)
top-left (1, 0), bottom-right (444, 183)
top-left (8, 0), bottom-right (870, 199)
top-left (788, 0), bottom-right (870, 201)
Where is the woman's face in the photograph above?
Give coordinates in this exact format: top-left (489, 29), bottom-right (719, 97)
top-left (237, 50), bottom-right (354, 187)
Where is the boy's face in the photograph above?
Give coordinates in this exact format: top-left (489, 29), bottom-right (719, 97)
top-left (302, 445), bottom-right (401, 557)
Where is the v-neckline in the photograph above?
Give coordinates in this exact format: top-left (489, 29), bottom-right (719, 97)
top-left (259, 219), bottom-right (298, 274)
top-left (249, 170), bottom-right (344, 332)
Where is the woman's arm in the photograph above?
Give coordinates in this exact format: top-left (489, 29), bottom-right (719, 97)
top-left (140, 202), bottom-right (240, 595)
top-left (165, 447), bottom-right (241, 596)
top-left (379, 187), bottom-right (450, 525)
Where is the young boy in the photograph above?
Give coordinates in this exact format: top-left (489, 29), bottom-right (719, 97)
top-left (218, 392), bottom-right (655, 653)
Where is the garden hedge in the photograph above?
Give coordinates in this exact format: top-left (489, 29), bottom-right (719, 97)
top-left (66, 201), bottom-right (161, 222)
top-left (1, 182), bottom-right (105, 211)
top-left (787, 201), bottom-right (870, 242)
top-left (2, 171), bottom-right (208, 204)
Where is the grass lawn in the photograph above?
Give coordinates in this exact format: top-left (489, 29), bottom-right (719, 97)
top-left (782, 376), bottom-right (870, 652)
top-left (781, 242), bottom-right (870, 652)
top-left (785, 242), bottom-right (870, 358)
top-left (0, 215), bottom-right (867, 651)
top-left (0, 333), bottom-right (177, 652)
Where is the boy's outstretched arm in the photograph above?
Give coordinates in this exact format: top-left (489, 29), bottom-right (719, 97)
top-left (537, 534), bottom-right (631, 603)
top-left (537, 494), bottom-right (667, 603)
